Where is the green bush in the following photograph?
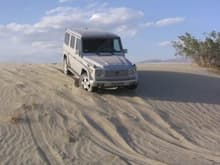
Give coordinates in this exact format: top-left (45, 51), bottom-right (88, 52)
top-left (172, 31), bottom-right (220, 67)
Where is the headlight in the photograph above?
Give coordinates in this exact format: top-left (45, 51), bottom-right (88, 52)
top-left (95, 69), bottom-right (105, 77)
top-left (128, 65), bottom-right (136, 76)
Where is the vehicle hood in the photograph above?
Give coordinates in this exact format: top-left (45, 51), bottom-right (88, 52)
top-left (83, 55), bottom-right (132, 69)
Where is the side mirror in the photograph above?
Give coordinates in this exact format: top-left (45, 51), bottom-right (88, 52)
top-left (123, 49), bottom-right (128, 54)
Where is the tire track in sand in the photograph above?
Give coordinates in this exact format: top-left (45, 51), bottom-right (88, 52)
top-left (25, 108), bottom-right (65, 165)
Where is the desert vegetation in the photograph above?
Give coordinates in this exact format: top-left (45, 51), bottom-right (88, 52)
top-left (172, 31), bottom-right (220, 68)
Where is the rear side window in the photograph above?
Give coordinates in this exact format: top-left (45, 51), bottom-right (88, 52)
top-left (64, 33), bottom-right (70, 45)
top-left (70, 36), bottom-right (75, 49)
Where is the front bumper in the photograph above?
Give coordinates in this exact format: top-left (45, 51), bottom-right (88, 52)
top-left (90, 78), bottom-right (138, 88)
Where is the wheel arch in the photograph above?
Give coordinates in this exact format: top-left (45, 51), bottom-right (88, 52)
top-left (63, 54), bottom-right (67, 61)
top-left (80, 67), bottom-right (93, 80)
top-left (63, 54), bottom-right (70, 67)
top-left (81, 68), bottom-right (87, 75)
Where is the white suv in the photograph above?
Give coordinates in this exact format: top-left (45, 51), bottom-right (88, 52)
top-left (63, 29), bottom-right (138, 92)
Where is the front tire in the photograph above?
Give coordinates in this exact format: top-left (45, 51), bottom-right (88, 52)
top-left (79, 73), bottom-right (96, 92)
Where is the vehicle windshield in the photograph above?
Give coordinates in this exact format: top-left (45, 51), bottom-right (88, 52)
top-left (82, 38), bottom-right (123, 54)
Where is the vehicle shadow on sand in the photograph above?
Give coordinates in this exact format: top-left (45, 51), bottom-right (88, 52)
top-left (97, 70), bottom-right (220, 105)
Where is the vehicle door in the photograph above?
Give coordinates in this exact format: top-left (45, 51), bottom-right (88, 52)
top-left (69, 35), bottom-right (83, 75)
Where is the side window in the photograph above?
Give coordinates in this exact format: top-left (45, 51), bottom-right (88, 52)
top-left (64, 33), bottom-right (70, 45)
top-left (70, 36), bottom-right (75, 49)
top-left (76, 38), bottom-right (81, 52)
top-left (113, 39), bottom-right (121, 52)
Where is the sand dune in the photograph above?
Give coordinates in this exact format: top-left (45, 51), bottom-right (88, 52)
top-left (0, 63), bottom-right (220, 165)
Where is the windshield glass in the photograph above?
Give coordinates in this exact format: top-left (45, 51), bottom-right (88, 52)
top-left (82, 38), bottom-right (122, 54)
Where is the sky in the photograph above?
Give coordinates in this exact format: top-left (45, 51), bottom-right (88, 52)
top-left (0, 0), bottom-right (219, 63)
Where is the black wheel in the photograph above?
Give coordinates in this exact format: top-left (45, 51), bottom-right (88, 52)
top-left (79, 73), bottom-right (96, 92)
top-left (63, 58), bottom-right (70, 75)
top-left (126, 83), bottom-right (138, 90)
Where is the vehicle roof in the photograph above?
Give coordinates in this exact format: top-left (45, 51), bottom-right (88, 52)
top-left (66, 28), bottom-right (120, 38)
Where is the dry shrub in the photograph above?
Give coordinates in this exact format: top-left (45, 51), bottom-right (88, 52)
top-left (10, 113), bottom-right (24, 124)
top-left (10, 103), bottom-right (33, 124)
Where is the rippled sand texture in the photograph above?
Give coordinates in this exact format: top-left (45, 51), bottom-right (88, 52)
top-left (0, 63), bottom-right (220, 165)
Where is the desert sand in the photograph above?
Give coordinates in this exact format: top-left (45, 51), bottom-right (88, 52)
top-left (0, 63), bottom-right (220, 165)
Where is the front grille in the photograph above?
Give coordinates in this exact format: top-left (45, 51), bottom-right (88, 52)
top-left (105, 70), bottom-right (128, 77)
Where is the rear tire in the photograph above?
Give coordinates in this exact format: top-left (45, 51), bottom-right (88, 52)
top-left (63, 58), bottom-right (70, 75)
top-left (79, 73), bottom-right (96, 92)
